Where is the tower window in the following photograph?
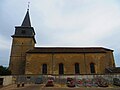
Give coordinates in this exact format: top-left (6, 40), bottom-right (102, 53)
top-left (75, 63), bottom-right (80, 74)
top-left (59, 63), bottom-right (64, 75)
top-left (42, 64), bottom-right (47, 74)
top-left (90, 63), bottom-right (95, 73)
top-left (21, 30), bottom-right (26, 34)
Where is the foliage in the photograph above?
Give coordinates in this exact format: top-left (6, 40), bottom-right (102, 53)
top-left (0, 66), bottom-right (11, 75)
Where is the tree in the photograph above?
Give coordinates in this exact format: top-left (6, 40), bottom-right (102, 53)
top-left (0, 66), bottom-right (11, 75)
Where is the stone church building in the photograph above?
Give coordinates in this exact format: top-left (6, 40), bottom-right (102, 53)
top-left (9, 10), bottom-right (115, 75)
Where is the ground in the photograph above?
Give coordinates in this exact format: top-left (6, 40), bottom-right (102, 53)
top-left (1, 84), bottom-right (120, 90)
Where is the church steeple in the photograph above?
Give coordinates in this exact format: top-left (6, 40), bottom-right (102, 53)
top-left (21, 10), bottom-right (31, 27)
top-left (11, 9), bottom-right (36, 43)
top-left (9, 9), bottom-right (36, 75)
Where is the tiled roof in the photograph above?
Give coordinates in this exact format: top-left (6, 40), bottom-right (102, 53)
top-left (27, 47), bottom-right (113, 53)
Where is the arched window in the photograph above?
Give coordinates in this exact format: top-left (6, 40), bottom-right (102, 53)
top-left (75, 63), bottom-right (80, 74)
top-left (42, 64), bottom-right (47, 74)
top-left (90, 63), bottom-right (95, 73)
top-left (59, 63), bottom-right (64, 75)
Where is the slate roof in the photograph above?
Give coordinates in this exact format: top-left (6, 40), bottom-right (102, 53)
top-left (21, 10), bottom-right (31, 27)
top-left (12, 10), bottom-right (36, 43)
top-left (105, 67), bottom-right (120, 73)
top-left (27, 47), bottom-right (113, 53)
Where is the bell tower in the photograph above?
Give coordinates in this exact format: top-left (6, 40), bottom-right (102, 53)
top-left (9, 9), bottom-right (36, 75)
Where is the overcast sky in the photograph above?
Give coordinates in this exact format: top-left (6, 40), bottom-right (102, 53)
top-left (0, 0), bottom-right (120, 67)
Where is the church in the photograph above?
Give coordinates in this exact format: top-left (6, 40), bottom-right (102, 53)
top-left (9, 9), bottom-right (115, 75)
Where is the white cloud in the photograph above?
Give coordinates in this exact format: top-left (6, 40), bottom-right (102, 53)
top-left (0, 35), bottom-right (10, 50)
top-left (31, 0), bottom-right (120, 47)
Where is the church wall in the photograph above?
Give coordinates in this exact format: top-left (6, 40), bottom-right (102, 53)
top-left (9, 37), bottom-right (35, 75)
top-left (53, 54), bottom-right (85, 74)
top-left (25, 52), bottom-right (114, 75)
top-left (25, 54), bottom-right (52, 74)
top-left (9, 57), bottom-right (25, 74)
top-left (85, 53), bottom-right (106, 74)
top-left (107, 51), bottom-right (115, 67)
top-left (10, 38), bottom-right (35, 56)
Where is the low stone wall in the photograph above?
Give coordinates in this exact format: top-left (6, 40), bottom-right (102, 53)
top-left (0, 76), bottom-right (13, 86)
top-left (11, 74), bottom-right (120, 87)
top-left (53, 74), bottom-right (120, 87)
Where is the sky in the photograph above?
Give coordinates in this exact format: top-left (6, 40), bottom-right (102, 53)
top-left (0, 0), bottom-right (120, 67)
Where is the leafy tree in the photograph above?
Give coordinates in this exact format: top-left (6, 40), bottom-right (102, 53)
top-left (0, 66), bottom-right (11, 75)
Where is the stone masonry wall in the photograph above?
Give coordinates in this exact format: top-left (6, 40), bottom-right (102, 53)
top-left (25, 52), bottom-right (114, 75)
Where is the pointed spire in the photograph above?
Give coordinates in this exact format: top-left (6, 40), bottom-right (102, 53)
top-left (21, 9), bottom-right (31, 27)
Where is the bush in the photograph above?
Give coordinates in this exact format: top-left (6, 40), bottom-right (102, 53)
top-left (0, 66), bottom-right (11, 75)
